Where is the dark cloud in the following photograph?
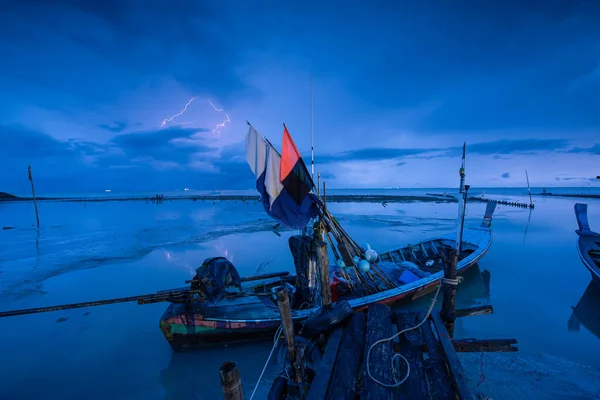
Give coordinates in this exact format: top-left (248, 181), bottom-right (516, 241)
top-left (0, 124), bottom-right (251, 192)
top-left (317, 138), bottom-right (574, 164)
top-left (98, 121), bottom-right (127, 133)
top-left (554, 175), bottom-right (598, 182)
top-left (566, 144), bottom-right (600, 155)
top-left (0, 0), bottom-right (258, 107)
top-left (0, 125), bottom-right (72, 158)
top-left (467, 139), bottom-right (571, 155)
top-left (110, 127), bottom-right (212, 161)
top-left (501, 172), bottom-right (510, 179)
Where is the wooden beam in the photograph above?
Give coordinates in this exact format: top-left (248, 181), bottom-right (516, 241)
top-left (431, 312), bottom-right (475, 400)
top-left (362, 303), bottom-right (397, 399)
top-left (419, 315), bottom-right (455, 399)
top-left (452, 338), bottom-right (518, 353)
top-left (326, 312), bottom-right (367, 399)
top-left (306, 327), bottom-right (344, 400)
top-left (395, 312), bottom-right (430, 398)
top-left (455, 305), bottom-right (493, 318)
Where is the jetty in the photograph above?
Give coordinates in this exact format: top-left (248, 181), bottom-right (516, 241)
top-left (218, 302), bottom-right (517, 400)
top-left (217, 239), bottom-right (518, 400)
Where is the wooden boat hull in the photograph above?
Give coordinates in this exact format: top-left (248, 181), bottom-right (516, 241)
top-left (160, 205), bottom-right (496, 351)
top-left (574, 203), bottom-right (600, 284)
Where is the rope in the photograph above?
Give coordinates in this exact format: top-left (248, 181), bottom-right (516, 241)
top-left (249, 325), bottom-right (284, 400)
top-left (365, 282), bottom-right (443, 388)
top-left (441, 276), bottom-right (463, 286)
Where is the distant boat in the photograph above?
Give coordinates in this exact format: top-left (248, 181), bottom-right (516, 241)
top-left (105, 189), bottom-right (111, 193)
top-left (184, 188), bottom-right (189, 191)
top-left (574, 203), bottom-right (600, 284)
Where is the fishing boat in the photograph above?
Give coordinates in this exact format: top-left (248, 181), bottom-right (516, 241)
top-left (574, 203), bottom-right (600, 284)
top-left (157, 131), bottom-right (497, 351)
top-left (159, 201), bottom-right (496, 350)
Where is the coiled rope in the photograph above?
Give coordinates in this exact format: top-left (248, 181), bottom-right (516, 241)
top-left (366, 275), bottom-right (463, 388)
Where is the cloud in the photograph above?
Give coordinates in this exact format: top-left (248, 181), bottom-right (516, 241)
top-left (501, 172), bottom-right (510, 179)
top-left (1, 1), bottom-right (600, 191)
top-left (98, 121), bottom-right (127, 133)
top-left (316, 138), bottom-right (575, 164)
top-left (566, 144), bottom-right (600, 155)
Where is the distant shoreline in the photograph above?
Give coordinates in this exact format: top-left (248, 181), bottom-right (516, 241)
top-left (0, 193), bottom-right (459, 204)
top-left (1, 191), bottom-right (598, 203)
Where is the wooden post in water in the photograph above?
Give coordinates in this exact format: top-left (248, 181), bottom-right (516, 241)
top-left (28, 165), bottom-right (40, 228)
top-left (219, 361), bottom-right (243, 400)
top-left (316, 240), bottom-right (332, 307)
top-left (441, 247), bottom-right (458, 338)
top-left (276, 287), bottom-right (306, 397)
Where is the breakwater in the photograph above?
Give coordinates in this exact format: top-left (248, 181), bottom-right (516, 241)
top-left (533, 192), bottom-right (600, 200)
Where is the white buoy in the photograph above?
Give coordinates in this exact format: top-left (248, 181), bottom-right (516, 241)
top-left (352, 255), bottom-right (360, 265)
top-left (336, 259), bottom-right (346, 268)
top-left (358, 259), bottom-right (370, 273)
top-left (364, 248), bottom-right (378, 262)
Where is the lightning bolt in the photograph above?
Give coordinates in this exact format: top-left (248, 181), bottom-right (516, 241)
top-left (208, 100), bottom-right (231, 135)
top-left (161, 97), bottom-right (196, 128)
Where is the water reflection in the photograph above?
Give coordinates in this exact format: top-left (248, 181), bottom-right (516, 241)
top-left (160, 341), bottom-right (281, 400)
top-left (568, 281), bottom-right (600, 341)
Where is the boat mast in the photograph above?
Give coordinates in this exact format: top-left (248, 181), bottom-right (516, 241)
top-left (456, 142), bottom-right (468, 253)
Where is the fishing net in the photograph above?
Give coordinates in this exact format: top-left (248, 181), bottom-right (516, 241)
top-left (192, 257), bottom-right (242, 303)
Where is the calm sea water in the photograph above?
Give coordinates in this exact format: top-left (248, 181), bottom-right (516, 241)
top-left (1, 189), bottom-right (600, 399)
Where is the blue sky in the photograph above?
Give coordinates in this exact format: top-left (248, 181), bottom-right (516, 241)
top-left (1, 0), bottom-right (599, 193)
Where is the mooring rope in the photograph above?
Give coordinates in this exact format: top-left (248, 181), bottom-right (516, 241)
top-left (249, 325), bottom-right (284, 400)
top-left (366, 277), bottom-right (452, 388)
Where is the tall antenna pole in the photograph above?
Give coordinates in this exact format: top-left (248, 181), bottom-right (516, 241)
top-left (310, 76), bottom-right (315, 181)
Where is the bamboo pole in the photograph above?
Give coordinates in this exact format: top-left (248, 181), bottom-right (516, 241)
top-left (28, 165), bottom-right (40, 228)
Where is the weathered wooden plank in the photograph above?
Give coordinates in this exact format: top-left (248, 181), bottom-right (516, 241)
top-left (431, 312), bottom-right (475, 400)
top-left (306, 327), bottom-right (344, 400)
top-left (325, 311), bottom-right (367, 400)
top-left (455, 305), bottom-right (493, 318)
top-left (453, 338), bottom-right (518, 353)
top-left (420, 314), bottom-right (456, 399)
top-left (362, 303), bottom-right (397, 400)
top-left (395, 312), bottom-right (430, 399)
